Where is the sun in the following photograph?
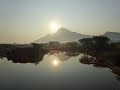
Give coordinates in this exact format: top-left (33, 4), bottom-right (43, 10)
top-left (50, 21), bottom-right (60, 33)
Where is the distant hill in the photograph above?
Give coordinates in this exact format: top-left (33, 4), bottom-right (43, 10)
top-left (104, 32), bottom-right (120, 42)
top-left (34, 28), bottom-right (91, 43)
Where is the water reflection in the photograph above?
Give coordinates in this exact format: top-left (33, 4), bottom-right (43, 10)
top-left (0, 48), bottom-right (78, 65)
top-left (0, 47), bottom-right (47, 64)
top-left (0, 51), bottom-right (120, 90)
top-left (49, 51), bottom-right (79, 62)
top-left (52, 59), bottom-right (59, 67)
top-left (79, 55), bottom-right (120, 82)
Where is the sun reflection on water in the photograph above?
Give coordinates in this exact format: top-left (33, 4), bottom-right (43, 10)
top-left (48, 55), bottom-right (61, 67)
top-left (44, 54), bottom-right (63, 68)
top-left (52, 59), bottom-right (59, 67)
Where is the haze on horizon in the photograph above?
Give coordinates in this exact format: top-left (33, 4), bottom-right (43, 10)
top-left (0, 0), bottom-right (120, 44)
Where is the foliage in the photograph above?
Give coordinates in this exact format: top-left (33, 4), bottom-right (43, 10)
top-left (92, 36), bottom-right (110, 51)
top-left (65, 42), bottom-right (80, 51)
top-left (79, 36), bottom-right (110, 54)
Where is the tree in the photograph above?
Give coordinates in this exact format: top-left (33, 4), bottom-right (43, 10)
top-left (79, 36), bottom-right (110, 55)
top-left (92, 36), bottom-right (110, 51)
top-left (65, 42), bottom-right (80, 51)
top-left (79, 38), bottom-right (94, 55)
top-left (48, 41), bottom-right (62, 50)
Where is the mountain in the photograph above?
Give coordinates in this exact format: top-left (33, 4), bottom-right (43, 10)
top-left (34, 27), bottom-right (91, 43)
top-left (104, 32), bottom-right (120, 42)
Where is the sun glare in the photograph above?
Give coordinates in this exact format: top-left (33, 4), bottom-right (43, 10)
top-left (50, 21), bottom-right (60, 33)
top-left (52, 59), bottom-right (59, 67)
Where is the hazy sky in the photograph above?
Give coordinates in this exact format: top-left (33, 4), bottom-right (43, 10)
top-left (0, 0), bottom-right (120, 43)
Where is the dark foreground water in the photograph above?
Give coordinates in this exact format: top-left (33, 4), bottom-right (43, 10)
top-left (0, 52), bottom-right (120, 90)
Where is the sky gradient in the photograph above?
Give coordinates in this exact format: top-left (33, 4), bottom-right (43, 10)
top-left (0, 0), bottom-right (120, 43)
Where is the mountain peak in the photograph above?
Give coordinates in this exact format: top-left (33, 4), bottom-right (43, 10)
top-left (56, 27), bottom-right (71, 33)
top-left (34, 27), bottom-right (91, 43)
top-left (58, 27), bottom-right (70, 31)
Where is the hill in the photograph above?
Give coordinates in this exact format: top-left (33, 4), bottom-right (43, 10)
top-left (104, 32), bottom-right (120, 42)
top-left (34, 28), bottom-right (91, 43)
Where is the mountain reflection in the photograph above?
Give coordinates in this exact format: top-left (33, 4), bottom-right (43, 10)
top-left (49, 51), bottom-right (79, 62)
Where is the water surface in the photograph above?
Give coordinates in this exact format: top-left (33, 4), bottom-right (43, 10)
top-left (0, 52), bottom-right (120, 90)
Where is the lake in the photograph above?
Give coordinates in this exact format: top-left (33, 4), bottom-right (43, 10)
top-left (0, 52), bottom-right (120, 90)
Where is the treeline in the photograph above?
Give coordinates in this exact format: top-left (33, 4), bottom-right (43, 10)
top-left (32, 41), bottom-right (80, 52)
top-left (0, 44), bottom-right (48, 57)
top-left (32, 36), bottom-right (120, 53)
top-left (0, 36), bottom-right (120, 58)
